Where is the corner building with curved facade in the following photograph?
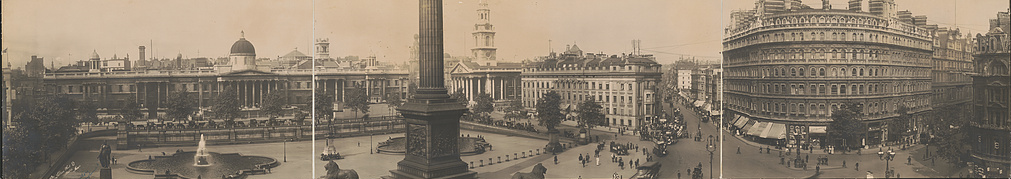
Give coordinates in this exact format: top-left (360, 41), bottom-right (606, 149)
top-left (722, 0), bottom-right (933, 148)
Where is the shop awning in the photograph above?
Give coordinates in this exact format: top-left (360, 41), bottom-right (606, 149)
top-left (702, 103), bottom-right (711, 111)
top-left (741, 120), bottom-right (757, 134)
top-left (809, 126), bottom-right (827, 134)
top-left (747, 122), bottom-right (770, 136)
top-left (734, 115), bottom-right (751, 128)
top-left (694, 100), bottom-right (705, 107)
top-left (763, 123), bottom-right (787, 139)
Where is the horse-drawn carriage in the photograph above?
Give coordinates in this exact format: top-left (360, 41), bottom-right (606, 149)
top-left (609, 142), bottom-right (629, 155)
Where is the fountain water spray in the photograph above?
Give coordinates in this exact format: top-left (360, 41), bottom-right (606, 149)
top-left (194, 134), bottom-right (210, 166)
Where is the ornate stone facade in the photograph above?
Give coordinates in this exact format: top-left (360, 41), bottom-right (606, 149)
top-left (968, 10), bottom-right (1010, 179)
top-left (521, 47), bottom-right (662, 129)
top-left (723, 3), bottom-right (933, 148)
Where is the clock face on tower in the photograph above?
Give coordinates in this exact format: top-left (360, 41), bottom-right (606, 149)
top-left (485, 51), bottom-right (493, 58)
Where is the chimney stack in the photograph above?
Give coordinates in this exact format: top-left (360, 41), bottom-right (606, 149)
top-left (138, 46), bottom-right (146, 67)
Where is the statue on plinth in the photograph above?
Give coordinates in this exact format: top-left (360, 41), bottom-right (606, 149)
top-left (511, 163), bottom-right (547, 179)
top-left (320, 161), bottom-right (358, 179)
top-left (98, 142), bottom-right (112, 168)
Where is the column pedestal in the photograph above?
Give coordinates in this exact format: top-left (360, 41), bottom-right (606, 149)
top-left (100, 168), bottom-right (112, 179)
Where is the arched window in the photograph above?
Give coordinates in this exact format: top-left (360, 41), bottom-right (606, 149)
top-left (989, 60), bottom-right (1009, 75)
top-left (819, 68), bottom-right (826, 76)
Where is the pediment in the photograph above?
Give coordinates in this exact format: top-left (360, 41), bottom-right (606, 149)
top-left (449, 62), bottom-right (473, 74)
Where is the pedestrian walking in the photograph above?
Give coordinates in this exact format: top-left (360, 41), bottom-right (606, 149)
top-left (907, 156), bottom-right (911, 165)
top-left (579, 154), bottom-right (584, 163)
top-left (855, 162), bottom-right (859, 170)
top-left (678, 172), bottom-right (681, 179)
top-left (554, 155), bottom-right (558, 164)
top-left (816, 166), bottom-right (820, 173)
top-left (737, 146), bottom-right (741, 154)
top-left (843, 160), bottom-right (846, 168)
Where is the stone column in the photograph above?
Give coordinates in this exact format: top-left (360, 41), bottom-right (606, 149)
top-left (486, 74), bottom-right (493, 100)
top-left (467, 77), bottom-right (473, 101)
top-left (391, 0), bottom-right (474, 178)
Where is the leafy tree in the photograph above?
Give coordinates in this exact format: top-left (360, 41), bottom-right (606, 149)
top-left (4, 95), bottom-right (79, 178)
top-left (77, 99), bottom-right (99, 124)
top-left (293, 109), bottom-right (308, 125)
top-left (120, 96), bottom-right (144, 121)
top-left (450, 88), bottom-right (469, 106)
top-left (384, 91), bottom-right (403, 116)
top-left (576, 99), bottom-right (607, 131)
top-left (407, 81), bottom-right (418, 99)
top-left (827, 102), bottom-right (868, 149)
top-left (887, 105), bottom-right (912, 142)
top-left (261, 91), bottom-right (286, 119)
top-left (473, 93), bottom-right (494, 114)
top-left (343, 87), bottom-right (369, 119)
top-left (536, 91), bottom-right (564, 132)
top-left (926, 105), bottom-right (972, 166)
top-left (164, 90), bottom-right (196, 121)
top-left (503, 100), bottom-right (529, 122)
top-left (213, 87), bottom-right (241, 121)
top-left (315, 87), bottom-right (335, 121)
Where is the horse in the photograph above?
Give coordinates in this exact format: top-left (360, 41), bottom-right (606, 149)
top-left (512, 163), bottom-right (547, 179)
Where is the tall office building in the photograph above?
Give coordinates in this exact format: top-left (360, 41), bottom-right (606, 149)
top-left (723, 0), bottom-right (933, 148)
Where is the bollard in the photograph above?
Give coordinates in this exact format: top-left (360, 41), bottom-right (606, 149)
top-left (505, 155), bottom-right (510, 161)
top-left (498, 156), bottom-right (502, 163)
top-left (480, 160), bottom-right (484, 167)
top-left (529, 150), bottom-right (533, 156)
top-left (470, 161), bottom-right (474, 169)
top-left (488, 158), bottom-right (493, 165)
top-left (537, 149), bottom-right (541, 154)
top-left (515, 153), bottom-right (519, 160)
top-left (522, 152), bottom-right (527, 158)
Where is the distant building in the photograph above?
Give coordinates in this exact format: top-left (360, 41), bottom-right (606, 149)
top-left (3, 63), bottom-right (11, 126)
top-left (449, 0), bottom-right (522, 106)
top-left (43, 32), bottom-right (408, 119)
top-left (929, 27), bottom-right (974, 109)
top-left (521, 45), bottom-right (662, 128)
top-left (676, 70), bottom-right (692, 91)
top-left (968, 9), bottom-right (1010, 179)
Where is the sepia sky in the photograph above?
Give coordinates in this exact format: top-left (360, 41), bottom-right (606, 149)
top-left (2, 0), bottom-right (1007, 68)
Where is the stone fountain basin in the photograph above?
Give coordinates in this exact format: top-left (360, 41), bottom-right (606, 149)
top-left (127, 151), bottom-right (278, 178)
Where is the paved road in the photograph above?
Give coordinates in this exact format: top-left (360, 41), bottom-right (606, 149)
top-left (665, 98), bottom-right (940, 178)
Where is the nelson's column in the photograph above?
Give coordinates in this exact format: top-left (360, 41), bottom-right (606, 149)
top-left (390, 0), bottom-right (477, 178)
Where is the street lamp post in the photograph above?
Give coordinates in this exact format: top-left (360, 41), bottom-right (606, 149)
top-left (706, 135), bottom-right (716, 179)
top-left (283, 138), bottom-right (288, 162)
top-left (884, 150), bottom-right (895, 178)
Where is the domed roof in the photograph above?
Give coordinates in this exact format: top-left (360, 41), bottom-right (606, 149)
top-left (90, 50), bottom-right (101, 60)
top-left (230, 31), bottom-right (256, 56)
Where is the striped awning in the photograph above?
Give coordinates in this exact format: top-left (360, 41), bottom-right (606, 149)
top-left (747, 122), bottom-right (770, 136)
top-left (694, 100), bottom-right (705, 107)
top-left (763, 123), bottom-right (788, 139)
top-left (734, 115), bottom-right (751, 128)
top-left (741, 120), bottom-right (757, 134)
